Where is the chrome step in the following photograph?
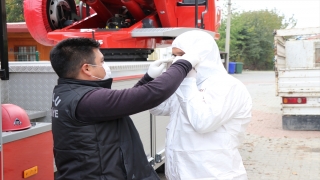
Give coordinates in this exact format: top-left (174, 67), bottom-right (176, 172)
top-left (131, 28), bottom-right (215, 38)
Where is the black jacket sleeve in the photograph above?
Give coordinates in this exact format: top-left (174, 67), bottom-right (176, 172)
top-left (76, 60), bottom-right (191, 122)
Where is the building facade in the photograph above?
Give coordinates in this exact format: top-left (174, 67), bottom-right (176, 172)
top-left (7, 22), bottom-right (52, 61)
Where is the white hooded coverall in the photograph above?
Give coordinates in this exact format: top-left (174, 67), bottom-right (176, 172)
top-left (150, 30), bottom-right (252, 180)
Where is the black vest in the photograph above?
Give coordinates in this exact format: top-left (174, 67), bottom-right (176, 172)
top-left (52, 78), bottom-right (159, 180)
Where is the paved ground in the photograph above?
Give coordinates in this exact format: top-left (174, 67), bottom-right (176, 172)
top-left (157, 71), bottom-right (320, 180)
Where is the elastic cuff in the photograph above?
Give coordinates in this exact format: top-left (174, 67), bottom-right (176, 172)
top-left (145, 73), bottom-right (154, 81)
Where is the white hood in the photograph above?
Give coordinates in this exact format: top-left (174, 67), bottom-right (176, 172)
top-left (172, 30), bottom-right (227, 85)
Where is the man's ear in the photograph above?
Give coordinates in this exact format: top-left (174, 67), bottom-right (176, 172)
top-left (80, 63), bottom-right (92, 77)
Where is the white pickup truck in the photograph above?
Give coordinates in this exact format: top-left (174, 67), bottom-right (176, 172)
top-left (274, 27), bottom-right (320, 130)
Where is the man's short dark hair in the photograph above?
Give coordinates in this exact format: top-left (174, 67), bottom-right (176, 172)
top-left (50, 38), bottom-right (101, 78)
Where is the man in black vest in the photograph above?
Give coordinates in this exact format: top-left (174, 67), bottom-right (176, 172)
top-left (50, 37), bottom-right (200, 180)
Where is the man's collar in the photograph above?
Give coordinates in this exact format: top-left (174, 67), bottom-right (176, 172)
top-left (58, 78), bottom-right (113, 89)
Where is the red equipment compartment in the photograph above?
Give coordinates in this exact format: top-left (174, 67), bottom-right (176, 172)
top-left (1, 123), bottom-right (53, 180)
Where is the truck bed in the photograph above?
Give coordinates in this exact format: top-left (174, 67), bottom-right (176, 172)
top-left (274, 27), bottom-right (320, 130)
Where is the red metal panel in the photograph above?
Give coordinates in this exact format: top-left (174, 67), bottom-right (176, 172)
top-left (153, 0), bottom-right (177, 27)
top-left (134, 0), bottom-right (155, 10)
top-left (214, 0), bottom-right (222, 35)
top-left (209, 0), bottom-right (222, 39)
top-left (3, 132), bottom-right (54, 180)
top-left (175, 0), bottom-right (221, 39)
top-left (175, 6), bottom-right (206, 28)
top-left (121, 0), bottom-right (145, 21)
top-left (84, 0), bottom-right (112, 23)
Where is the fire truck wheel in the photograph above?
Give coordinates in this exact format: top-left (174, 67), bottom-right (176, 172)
top-left (23, 0), bottom-right (77, 46)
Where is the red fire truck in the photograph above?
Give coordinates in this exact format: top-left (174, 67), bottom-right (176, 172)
top-left (24, 0), bottom-right (222, 61)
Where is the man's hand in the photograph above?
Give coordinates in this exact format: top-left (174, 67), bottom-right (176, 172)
top-left (173, 53), bottom-right (201, 67)
top-left (148, 59), bottom-right (173, 78)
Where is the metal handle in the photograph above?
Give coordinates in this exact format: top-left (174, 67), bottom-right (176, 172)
top-left (195, 0), bottom-right (199, 28)
top-left (200, 0), bottom-right (209, 29)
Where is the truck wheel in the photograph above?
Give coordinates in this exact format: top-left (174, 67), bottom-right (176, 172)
top-left (24, 0), bottom-right (77, 46)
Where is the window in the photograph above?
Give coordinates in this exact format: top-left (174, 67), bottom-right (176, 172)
top-left (14, 46), bottom-right (37, 61)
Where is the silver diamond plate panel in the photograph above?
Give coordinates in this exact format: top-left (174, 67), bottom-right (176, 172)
top-left (9, 61), bottom-right (54, 72)
top-left (9, 64), bottom-right (55, 73)
top-left (1, 80), bottom-right (9, 103)
top-left (7, 72), bottom-right (58, 122)
top-left (8, 61), bottom-right (151, 73)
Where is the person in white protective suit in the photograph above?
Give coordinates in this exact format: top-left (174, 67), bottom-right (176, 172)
top-left (150, 30), bottom-right (252, 180)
